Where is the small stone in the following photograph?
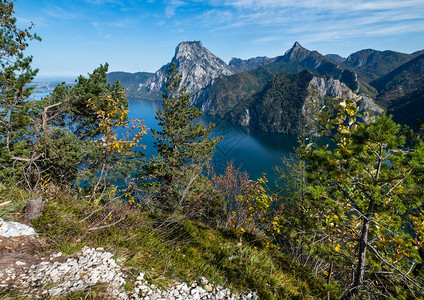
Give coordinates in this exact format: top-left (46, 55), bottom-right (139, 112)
top-left (15, 261), bottom-right (27, 266)
top-left (198, 276), bottom-right (208, 285)
top-left (194, 286), bottom-right (206, 294)
top-left (149, 294), bottom-right (160, 300)
top-left (216, 290), bottom-right (225, 299)
top-left (204, 284), bottom-right (214, 292)
top-left (137, 272), bottom-right (145, 281)
top-left (191, 288), bottom-right (199, 295)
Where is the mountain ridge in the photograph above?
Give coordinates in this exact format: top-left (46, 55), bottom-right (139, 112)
top-left (223, 70), bottom-right (382, 134)
top-left (343, 48), bottom-right (422, 83)
top-left (107, 41), bottom-right (424, 134)
top-left (125, 41), bottom-right (233, 100)
top-left (371, 53), bottom-right (424, 129)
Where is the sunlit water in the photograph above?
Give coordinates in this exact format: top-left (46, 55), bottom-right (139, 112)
top-left (31, 87), bottom-right (300, 184)
top-left (127, 98), bottom-right (298, 184)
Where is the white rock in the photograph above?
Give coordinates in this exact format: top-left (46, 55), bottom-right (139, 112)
top-left (0, 218), bottom-right (37, 237)
top-left (193, 286), bottom-right (206, 294)
top-left (198, 276), bottom-right (208, 285)
top-left (204, 284), bottom-right (214, 292)
top-left (0, 245), bottom-right (257, 300)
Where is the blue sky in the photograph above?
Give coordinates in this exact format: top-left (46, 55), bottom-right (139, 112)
top-left (15, 0), bottom-right (424, 77)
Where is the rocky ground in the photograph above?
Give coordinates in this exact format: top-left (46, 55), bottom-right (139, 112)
top-left (0, 218), bottom-right (258, 299)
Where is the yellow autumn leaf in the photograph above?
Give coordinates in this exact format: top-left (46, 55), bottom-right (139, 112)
top-left (335, 243), bottom-right (340, 252)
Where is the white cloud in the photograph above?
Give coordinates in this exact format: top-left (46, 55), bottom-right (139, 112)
top-left (44, 6), bottom-right (80, 20)
top-left (165, 0), bottom-right (187, 18)
top-left (16, 16), bottom-right (47, 28)
top-left (252, 35), bottom-right (284, 44)
top-left (366, 22), bottom-right (424, 36)
top-left (109, 18), bottom-right (139, 28)
top-left (192, 0), bottom-right (424, 41)
top-left (216, 0), bottom-right (424, 11)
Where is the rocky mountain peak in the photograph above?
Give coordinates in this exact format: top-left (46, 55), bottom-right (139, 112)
top-left (172, 40), bottom-right (231, 74)
top-left (174, 41), bottom-right (204, 61)
top-left (138, 41), bottom-right (233, 99)
top-left (228, 56), bottom-right (271, 73)
top-left (178, 40), bottom-right (203, 48)
top-left (280, 41), bottom-right (330, 71)
top-left (284, 41), bottom-right (309, 60)
top-left (292, 41), bottom-right (302, 48)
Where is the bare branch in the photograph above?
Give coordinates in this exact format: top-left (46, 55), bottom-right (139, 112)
top-left (382, 171), bottom-right (412, 198)
top-left (42, 101), bottom-right (63, 130)
top-left (367, 244), bottom-right (424, 293)
top-left (87, 217), bottom-right (126, 231)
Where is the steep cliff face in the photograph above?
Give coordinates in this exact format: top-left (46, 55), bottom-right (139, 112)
top-left (138, 41), bottom-right (233, 100)
top-left (303, 77), bottom-right (383, 133)
top-left (225, 72), bottom-right (382, 135)
top-left (308, 76), bottom-right (354, 99)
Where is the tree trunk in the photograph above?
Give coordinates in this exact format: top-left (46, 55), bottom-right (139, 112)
top-left (413, 241), bottom-right (424, 277)
top-left (341, 199), bottom-right (375, 300)
top-left (24, 197), bottom-right (45, 223)
top-left (327, 261), bottom-right (333, 300)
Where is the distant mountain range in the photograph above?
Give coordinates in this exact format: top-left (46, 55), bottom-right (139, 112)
top-left (343, 49), bottom-right (424, 83)
top-left (107, 41), bottom-right (424, 134)
top-left (372, 53), bottom-right (424, 128)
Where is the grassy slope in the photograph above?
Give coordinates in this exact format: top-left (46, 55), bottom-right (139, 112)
top-left (0, 185), bottom-right (333, 299)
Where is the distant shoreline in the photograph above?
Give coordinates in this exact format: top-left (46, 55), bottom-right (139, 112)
top-left (33, 75), bottom-right (77, 81)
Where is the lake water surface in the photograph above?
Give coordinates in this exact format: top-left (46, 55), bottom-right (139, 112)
top-left (128, 98), bottom-right (299, 183)
top-left (32, 86), bottom-right (300, 183)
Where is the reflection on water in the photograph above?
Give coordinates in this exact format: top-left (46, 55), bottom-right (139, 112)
top-left (129, 98), bottom-right (299, 183)
top-left (29, 90), bottom-right (302, 184)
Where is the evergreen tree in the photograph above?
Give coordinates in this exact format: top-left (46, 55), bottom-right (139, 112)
top-left (0, 1), bottom-right (143, 188)
top-left (45, 63), bottom-right (128, 140)
top-left (37, 64), bottom-right (141, 187)
top-left (0, 0), bottom-right (40, 183)
top-left (143, 62), bottom-right (221, 214)
top-left (275, 99), bottom-right (424, 299)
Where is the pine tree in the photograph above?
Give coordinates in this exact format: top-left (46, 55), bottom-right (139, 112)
top-left (0, 0), bottom-right (40, 183)
top-left (38, 64), bottom-right (141, 187)
top-left (275, 99), bottom-right (424, 298)
top-left (0, 1), bottom-right (141, 188)
top-left (143, 62), bottom-right (221, 214)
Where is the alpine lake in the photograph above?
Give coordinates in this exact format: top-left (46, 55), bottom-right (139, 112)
top-left (126, 97), bottom-right (299, 184)
top-left (33, 87), bottom-right (300, 185)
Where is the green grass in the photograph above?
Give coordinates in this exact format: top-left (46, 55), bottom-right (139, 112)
top-left (0, 183), bottom-right (34, 221)
top-left (3, 185), bottom-right (331, 299)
